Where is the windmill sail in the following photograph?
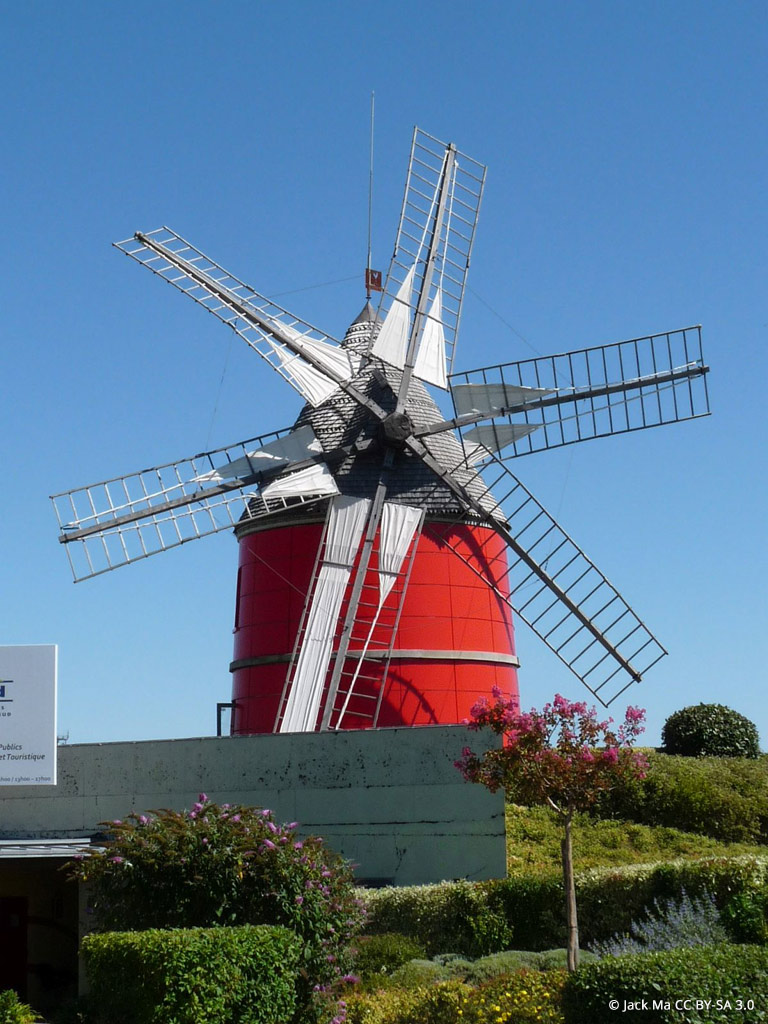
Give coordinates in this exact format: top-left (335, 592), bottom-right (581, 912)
top-left (114, 228), bottom-right (355, 407)
top-left (51, 427), bottom-right (340, 582)
top-left (279, 496), bottom-right (372, 733)
top-left (373, 129), bottom-right (486, 383)
top-left (447, 326), bottom-right (710, 458)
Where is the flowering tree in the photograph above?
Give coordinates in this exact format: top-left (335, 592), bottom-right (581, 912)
top-left (456, 690), bottom-right (647, 970)
top-left (68, 796), bottom-right (366, 1010)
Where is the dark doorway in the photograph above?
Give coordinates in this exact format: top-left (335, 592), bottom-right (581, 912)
top-left (0, 896), bottom-right (28, 998)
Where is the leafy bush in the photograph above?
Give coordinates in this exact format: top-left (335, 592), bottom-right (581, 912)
top-left (0, 991), bottom-right (39, 1024)
top-left (69, 796), bottom-right (365, 990)
top-left (465, 969), bottom-right (567, 1024)
top-left (81, 926), bottom-right (301, 1024)
top-left (562, 944), bottom-right (768, 1023)
top-left (721, 889), bottom-right (768, 944)
top-left (345, 966), bottom-right (568, 1023)
top-left (662, 703), bottom-right (760, 759)
top-left (590, 890), bottom-right (727, 956)
top-left (360, 879), bottom-right (513, 956)
top-left (344, 984), bottom-right (427, 1024)
top-left (352, 933), bottom-right (427, 979)
top-left (390, 980), bottom-right (471, 1024)
top-left (594, 752), bottom-right (768, 843)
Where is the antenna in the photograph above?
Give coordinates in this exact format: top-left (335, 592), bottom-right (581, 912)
top-left (365, 93), bottom-right (383, 299)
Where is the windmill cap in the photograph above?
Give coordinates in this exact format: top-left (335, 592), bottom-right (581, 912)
top-left (350, 300), bottom-right (381, 326)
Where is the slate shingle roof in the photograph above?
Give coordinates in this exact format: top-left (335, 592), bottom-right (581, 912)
top-left (237, 306), bottom-right (498, 534)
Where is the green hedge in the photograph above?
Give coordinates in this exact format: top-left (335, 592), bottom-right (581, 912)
top-left (361, 856), bottom-right (768, 954)
top-left (562, 944), bottom-right (768, 1023)
top-left (595, 752), bottom-right (768, 844)
top-left (81, 925), bottom-right (301, 1024)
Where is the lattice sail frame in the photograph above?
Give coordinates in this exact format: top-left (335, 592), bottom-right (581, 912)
top-left (448, 326), bottom-right (709, 459)
top-left (425, 442), bottom-right (668, 706)
top-left (51, 426), bottom-right (339, 581)
top-left (373, 127), bottom-right (486, 381)
top-left (114, 228), bottom-right (356, 407)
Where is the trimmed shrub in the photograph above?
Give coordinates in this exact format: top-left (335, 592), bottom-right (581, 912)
top-left (462, 948), bottom-right (597, 982)
top-left (594, 752), bottom-right (768, 844)
top-left (662, 703), bottom-right (760, 759)
top-left (361, 856), bottom-right (768, 954)
top-left (389, 959), bottom-right (451, 987)
top-left (352, 933), bottom-right (427, 979)
top-left (359, 879), bottom-right (513, 956)
top-left (562, 944), bottom-right (768, 1024)
top-left (0, 991), bottom-right (39, 1024)
top-left (81, 925), bottom-right (301, 1024)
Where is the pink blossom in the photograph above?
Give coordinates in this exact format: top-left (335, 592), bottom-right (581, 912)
top-left (262, 839), bottom-right (276, 850)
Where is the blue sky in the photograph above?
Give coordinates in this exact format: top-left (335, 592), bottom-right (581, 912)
top-left (1, 1), bottom-right (766, 748)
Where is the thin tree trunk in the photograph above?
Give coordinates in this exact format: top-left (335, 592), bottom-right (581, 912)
top-left (561, 810), bottom-right (579, 971)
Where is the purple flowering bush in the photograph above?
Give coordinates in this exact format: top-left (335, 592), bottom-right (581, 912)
top-left (68, 796), bottom-right (366, 998)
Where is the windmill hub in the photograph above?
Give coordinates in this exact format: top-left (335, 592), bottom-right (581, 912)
top-left (378, 410), bottom-right (414, 449)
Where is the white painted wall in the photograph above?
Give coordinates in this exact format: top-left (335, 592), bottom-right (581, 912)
top-left (0, 726), bottom-right (505, 885)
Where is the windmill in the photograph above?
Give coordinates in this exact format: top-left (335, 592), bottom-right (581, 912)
top-left (52, 128), bottom-right (710, 734)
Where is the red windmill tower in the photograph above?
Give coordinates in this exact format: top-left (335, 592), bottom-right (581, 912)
top-left (52, 128), bottom-right (710, 732)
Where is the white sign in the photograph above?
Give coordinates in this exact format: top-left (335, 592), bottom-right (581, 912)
top-left (0, 645), bottom-right (57, 786)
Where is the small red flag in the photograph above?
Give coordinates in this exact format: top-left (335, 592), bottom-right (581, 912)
top-left (365, 268), bottom-right (383, 292)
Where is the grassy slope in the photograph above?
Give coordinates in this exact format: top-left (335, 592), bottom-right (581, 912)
top-left (506, 753), bottom-right (768, 874)
top-left (506, 803), bottom-right (767, 875)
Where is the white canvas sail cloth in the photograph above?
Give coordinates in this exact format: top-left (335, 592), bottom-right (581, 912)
top-left (192, 426), bottom-right (323, 483)
top-left (371, 264), bottom-right (415, 370)
top-left (267, 320), bottom-right (356, 407)
top-left (335, 502), bottom-right (423, 727)
top-left (259, 462), bottom-right (339, 501)
top-left (412, 287), bottom-right (447, 389)
top-left (279, 496), bottom-right (372, 733)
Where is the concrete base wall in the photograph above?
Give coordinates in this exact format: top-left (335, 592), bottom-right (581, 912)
top-left (0, 726), bottom-right (505, 885)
